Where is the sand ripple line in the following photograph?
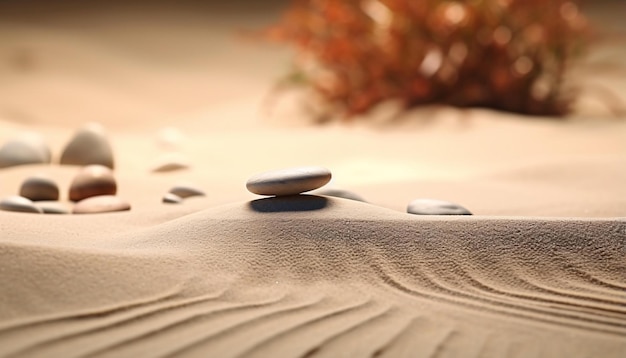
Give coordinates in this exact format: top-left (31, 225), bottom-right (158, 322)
top-left (0, 284), bottom-right (185, 332)
top-left (81, 293), bottom-right (290, 358)
top-left (372, 262), bottom-right (626, 336)
top-left (450, 268), bottom-right (626, 321)
top-left (235, 297), bottom-right (375, 358)
top-left (159, 295), bottom-right (326, 358)
top-left (418, 268), bottom-right (626, 333)
top-left (299, 305), bottom-right (397, 358)
top-left (1, 289), bottom-right (228, 358)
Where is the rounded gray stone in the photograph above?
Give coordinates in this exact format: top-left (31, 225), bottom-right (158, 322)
top-left (169, 184), bottom-right (205, 199)
top-left (246, 166), bottom-right (331, 196)
top-left (407, 198), bottom-right (472, 215)
top-left (73, 195), bottom-right (130, 214)
top-left (60, 122), bottom-right (114, 169)
top-left (69, 165), bottom-right (117, 202)
top-left (0, 133), bottom-right (51, 169)
top-left (0, 195), bottom-right (43, 214)
top-left (19, 175), bottom-right (60, 201)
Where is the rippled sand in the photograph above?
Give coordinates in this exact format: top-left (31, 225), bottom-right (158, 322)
top-left (1, 0), bottom-right (625, 356)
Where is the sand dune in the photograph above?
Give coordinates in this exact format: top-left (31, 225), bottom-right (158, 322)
top-left (1, 0), bottom-right (625, 356)
top-left (1, 198), bottom-right (624, 357)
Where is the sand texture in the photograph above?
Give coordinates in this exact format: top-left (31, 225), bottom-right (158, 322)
top-left (1, 0), bottom-right (626, 357)
top-left (1, 200), bottom-right (625, 357)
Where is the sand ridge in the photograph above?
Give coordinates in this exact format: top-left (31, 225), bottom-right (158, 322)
top-left (1, 198), bottom-right (625, 357)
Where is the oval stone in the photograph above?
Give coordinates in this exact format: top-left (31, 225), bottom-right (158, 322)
top-left (246, 166), bottom-right (332, 196)
top-left (407, 198), bottom-right (472, 215)
top-left (162, 193), bottom-right (183, 204)
top-left (69, 165), bottom-right (117, 202)
top-left (60, 122), bottom-right (114, 169)
top-left (169, 184), bottom-right (205, 199)
top-left (0, 195), bottom-right (43, 214)
top-left (0, 133), bottom-right (51, 169)
top-left (35, 201), bottom-right (71, 214)
top-left (19, 175), bottom-right (60, 201)
top-left (73, 195), bottom-right (130, 214)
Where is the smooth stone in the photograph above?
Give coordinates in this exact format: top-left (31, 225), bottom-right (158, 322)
top-left (69, 165), bottom-right (117, 202)
top-left (0, 133), bottom-right (51, 169)
top-left (246, 166), bottom-right (332, 196)
top-left (407, 198), bottom-right (472, 215)
top-left (19, 175), bottom-right (60, 201)
top-left (0, 195), bottom-right (42, 213)
top-left (35, 201), bottom-right (71, 214)
top-left (151, 153), bottom-right (190, 173)
top-left (73, 195), bottom-right (130, 214)
top-left (169, 184), bottom-right (205, 199)
top-left (60, 122), bottom-right (114, 169)
top-left (314, 188), bottom-right (366, 202)
top-left (162, 193), bottom-right (183, 204)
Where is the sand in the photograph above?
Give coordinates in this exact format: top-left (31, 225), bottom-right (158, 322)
top-left (1, 0), bottom-right (625, 357)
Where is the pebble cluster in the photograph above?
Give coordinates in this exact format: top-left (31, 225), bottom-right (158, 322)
top-left (1, 129), bottom-right (473, 215)
top-left (245, 166), bottom-right (472, 215)
top-left (0, 124), bottom-right (209, 214)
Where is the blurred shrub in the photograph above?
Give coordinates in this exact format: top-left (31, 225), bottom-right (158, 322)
top-left (264, 0), bottom-right (589, 118)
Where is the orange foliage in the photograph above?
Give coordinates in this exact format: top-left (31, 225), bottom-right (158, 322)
top-left (264, 0), bottom-right (589, 118)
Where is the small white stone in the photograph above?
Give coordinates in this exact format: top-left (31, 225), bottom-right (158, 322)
top-left (169, 184), bottom-right (205, 199)
top-left (60, 122), bottom-right (114, 169)
top-left (19, 175), bottom-right (60, 201)
top-left (246, 166), bottom-right (332, 196)
top-left (407, 198), bottom-right (472, 215)
top-left (73, 195), bottom-right (130, 214)
top-left (0, 195), bottom-right (42, 214)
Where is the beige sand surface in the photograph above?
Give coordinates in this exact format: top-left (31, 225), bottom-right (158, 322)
top-left (1, 1), bottom-right (625, 357)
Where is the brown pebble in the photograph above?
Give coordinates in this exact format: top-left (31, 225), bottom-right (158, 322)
top-left (19, 175), bottom-right (60, 201)
top-left (72, 195), bottom-right (130, 214)
top-left (69, 165), bottom-right (117, 202)
top-left (0, 195), bottom-right (43, 214)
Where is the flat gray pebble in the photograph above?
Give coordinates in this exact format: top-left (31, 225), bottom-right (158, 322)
top-left (407, 198), bottom-right (472, 215)
top-left (35, 201), bottom-right (71, 214)
top-left (246, 166), bottom-right (331, 196)
top-left (169, 184), bottom-right (205, 199)
top-left (0, 195), bottom-right (43, 214)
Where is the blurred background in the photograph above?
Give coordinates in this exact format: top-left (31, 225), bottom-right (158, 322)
top-left (1, 0), bottom-right (625, 130)
top-left (0, 0), bottom-right (624, 215)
